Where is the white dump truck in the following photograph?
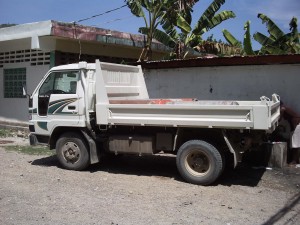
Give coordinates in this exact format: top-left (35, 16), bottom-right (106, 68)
top-left (27, 60), bottom-right (280, 185)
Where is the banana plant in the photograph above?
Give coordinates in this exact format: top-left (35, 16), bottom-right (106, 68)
top-left (222, 21), bottom-right (255, 55)
top-left (145, 0), bottom-right (235, 59)
top-left (254, 14), bottom-right (300, 54)
top-left (126, 0), bottom-right (235, 60)
top-left (125, 0), bottom-right (197, 61)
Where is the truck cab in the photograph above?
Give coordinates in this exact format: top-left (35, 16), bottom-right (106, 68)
top-left (29, 63), bottom-right (93, 143)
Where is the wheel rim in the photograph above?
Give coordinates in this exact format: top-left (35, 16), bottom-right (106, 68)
top-left (62, 141), bottom-right (81, 164)
top-left (184, 149), bottom-right (211, 176)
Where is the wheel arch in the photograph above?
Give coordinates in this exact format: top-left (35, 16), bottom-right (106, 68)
top-left (49, 126), bottom-right (99, 165)
top-left (49, 127), bottom-right (84, 150)
top-left (174, 128), bottom-right (235, 169)
top-left (174, 128), bottom-right (228, 152)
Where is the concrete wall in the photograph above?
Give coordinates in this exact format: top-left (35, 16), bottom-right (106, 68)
top-left (144, 64), bottom-right (300, 113)
top-left (0, 63), bottom-right (49, 121)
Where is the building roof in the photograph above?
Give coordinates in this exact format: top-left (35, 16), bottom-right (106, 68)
top-left (139, 54), bottom-right (300, 69)
top-left (0, 20), bottom-right (169, 52)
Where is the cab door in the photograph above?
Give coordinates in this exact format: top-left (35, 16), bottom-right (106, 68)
top-left (35, 70), bottom-right (81, 134)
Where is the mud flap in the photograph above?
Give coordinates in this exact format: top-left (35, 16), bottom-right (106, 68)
top-left (222, 130), bottom-right (240, 168)
top-left (81, 130), bottom-right (99, 164)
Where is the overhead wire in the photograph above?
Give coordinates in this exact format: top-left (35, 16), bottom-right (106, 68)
top-left (91, 15), bottom-right (135, 27)
top-left (75, 4), bottom-right (127, 23)
top-left (71, 4), bottom-right (129, 62)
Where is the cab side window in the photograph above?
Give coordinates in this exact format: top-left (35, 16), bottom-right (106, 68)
top-left (39, 71), bottom-right (79, 95)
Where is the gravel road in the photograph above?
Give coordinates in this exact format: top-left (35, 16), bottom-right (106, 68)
top-left (0, 140), bottom-right (299, 225)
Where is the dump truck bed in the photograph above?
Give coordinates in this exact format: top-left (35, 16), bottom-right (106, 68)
top-left (99, 97), bottom-right (279, 131)
top-left (93, 61), bottom-right (280, 131)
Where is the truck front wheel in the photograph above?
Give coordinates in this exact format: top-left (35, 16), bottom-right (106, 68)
top-left (56, 132), bottom-right (90, 171)
top-left (176, 140), bottom-right (223, 185)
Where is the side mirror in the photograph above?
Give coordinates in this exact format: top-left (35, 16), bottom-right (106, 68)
top-left (22, 85), bottom-right (30, 97)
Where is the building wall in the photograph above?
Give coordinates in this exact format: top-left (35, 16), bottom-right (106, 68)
top-left (144, 64), bottom-right (300, 112)
top-left (0, 62), bottom-right (49, 121)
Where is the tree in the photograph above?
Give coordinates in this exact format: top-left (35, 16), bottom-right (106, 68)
top-left (222, 21), bottom-right (254, 55)
top-left (125, 0), bottom-right (197, 61)
top-left (253, 14), bottom-right (300, 54)
top-left (126, 0), bottom-right (235, 60)
top-left (149, 0), bottom-right (236, 59)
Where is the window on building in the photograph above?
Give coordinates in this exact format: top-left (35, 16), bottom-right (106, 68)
top-left (4, 68), bottom-right (26, 98)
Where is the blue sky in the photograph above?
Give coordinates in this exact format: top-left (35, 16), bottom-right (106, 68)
top-left (0, 0), bottom-right (299, 50)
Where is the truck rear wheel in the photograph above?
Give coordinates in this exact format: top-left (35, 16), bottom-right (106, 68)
top-left (176, 140), bottom-right (223, 185)
top-left (56, 132), bottom-right (90, 171)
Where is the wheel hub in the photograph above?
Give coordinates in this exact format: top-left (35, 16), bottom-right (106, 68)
top-left (185, 150), bottom-right (210, 176)
top-left (62, 142), bottom-right (80, 163)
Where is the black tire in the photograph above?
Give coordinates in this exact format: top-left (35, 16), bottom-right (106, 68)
top-left (176, 140), bottom-right (223, 185)
top-left (56, 132), bottom-right (90, 170)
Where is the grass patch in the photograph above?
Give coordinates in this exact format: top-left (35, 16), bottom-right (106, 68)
top-left (5, 145), bottom-right (54, 156)
top-left (0, 128), bottom-right (14, 138)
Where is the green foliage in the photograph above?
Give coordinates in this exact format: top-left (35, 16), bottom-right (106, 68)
top-left (222, 29), bottom-right (242, 48)
top-left (0, 128), bottom-right (24, 138)
top-left (253, 32), bottom-right (274, 46)
top-left (125, 0), bottom-right (199, 60)
top-left (0, 129), bottom-right (13, 137)
top-left (139, 27), bottom-right (176, 48)
top-left (222, 21), bottom-right (254, 55)
top-left (223, 15), bottom-right (300, 56)
top-left (163, 0), bottom-right (235, 58)
top-left (126, 0), bottom-right (145, 18)
top-left (5, 145), bottom-right (54, 156)
top-left (189, 0), bottom-right (235, 37)
top-left (125, 0), bottom-right (235, 59)
top-left (257, 14), bottom-right (284, 40)
top-left (243, 21), bottom-right (254, 55)
top-left (254, 14), bottom-right (300, 54)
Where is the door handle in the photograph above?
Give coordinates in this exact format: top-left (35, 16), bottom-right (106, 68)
top-left (68, 106), bottom-right (76, 110)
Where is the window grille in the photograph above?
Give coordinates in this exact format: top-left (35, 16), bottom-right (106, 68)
top-left (0, 49), bottom-right (50, 68)
top-left (3, 68), bottom-right (26, 98)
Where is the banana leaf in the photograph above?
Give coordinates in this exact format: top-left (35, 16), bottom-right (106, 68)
top-left (126, 0), bottom-right (145, 18)
top-left (139, 27), bottom-right (176, 48)
top-left (187, 33), bottom-right (202, 47)
top-left (176, 14), bottom-right (192, 33)
top-left (193, 0), bottom-right (226, 34)
top-left (257, 13), bottom-right (285, 40)
top-left (222, 29), bottom-right (242, 48)
top-left (253, 32), bottom-right (275, 46)
top-left (197, 11), bottom-right (235, 35)
top-left (243, 21), bottom-right (254, 55)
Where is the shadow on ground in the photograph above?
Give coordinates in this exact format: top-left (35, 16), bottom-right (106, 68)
top-left (31, 154), bottom-right (271, 187)
top-left (261, 192), bottom-right (300, 225)
top-left (31, 155), bottom-right (59, 167)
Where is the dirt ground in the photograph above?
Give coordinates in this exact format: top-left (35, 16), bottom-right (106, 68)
top-left (0, 137), bottom-right (299, 225)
